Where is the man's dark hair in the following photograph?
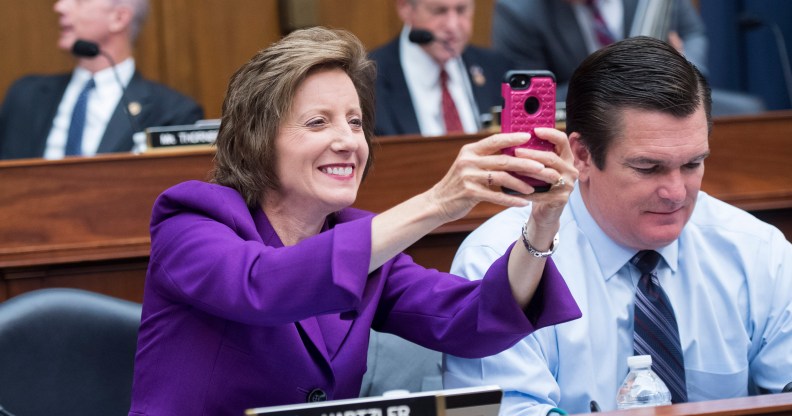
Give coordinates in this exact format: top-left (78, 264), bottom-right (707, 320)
top-left (566, 36), bottom-right (712, 169)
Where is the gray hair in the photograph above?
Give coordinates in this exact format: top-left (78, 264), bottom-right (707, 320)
top-left (113, 0), bottom-right (149, 41)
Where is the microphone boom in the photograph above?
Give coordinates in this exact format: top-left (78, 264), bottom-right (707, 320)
top-left (70, 39), bottom-right (143, 135)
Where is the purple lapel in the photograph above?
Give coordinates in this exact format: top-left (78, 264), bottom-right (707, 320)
top-left (251, 208), bottom-right (355, 362)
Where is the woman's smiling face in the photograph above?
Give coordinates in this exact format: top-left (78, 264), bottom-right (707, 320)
top-left (268, 68), bottom-right (369, 218)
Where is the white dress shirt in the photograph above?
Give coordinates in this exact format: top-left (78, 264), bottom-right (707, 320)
top-left (399, 26), bottom-right (478, 136)
top-left (44, 58), bottom-right (135, 159)
top-left (444, 186), bottom-right (792, 415)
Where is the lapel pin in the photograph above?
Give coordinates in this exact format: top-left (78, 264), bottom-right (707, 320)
top-left (469, 65), bottom-right (486, 87)
top-left (128, 101), bottom-right (142, 116)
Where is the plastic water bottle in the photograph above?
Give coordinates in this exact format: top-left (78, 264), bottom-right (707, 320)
top-left (132, 131), bottom-right (148, 154)
top-left (615, 355), bottom-right (672, 409)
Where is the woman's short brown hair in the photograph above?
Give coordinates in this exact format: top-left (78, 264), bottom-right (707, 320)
top-left (212, 27), bottom-right (376, 209)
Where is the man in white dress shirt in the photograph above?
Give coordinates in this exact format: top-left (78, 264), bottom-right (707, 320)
top-left (444, 36), bottom-right (792, 415)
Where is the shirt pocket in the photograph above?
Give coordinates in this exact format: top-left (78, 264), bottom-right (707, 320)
top-left (686, 366), bottom-right (749, 401)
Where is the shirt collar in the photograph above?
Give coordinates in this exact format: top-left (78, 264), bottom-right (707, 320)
top-left (399, 25), bottom-right (463, 88)
top-left (74, 57), bottom-right (136, 89)
top-left (568, 185), bottom-right (679, 281)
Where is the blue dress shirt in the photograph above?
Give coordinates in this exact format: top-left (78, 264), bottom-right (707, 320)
top-left (444, 187), bottom-right (792, 415)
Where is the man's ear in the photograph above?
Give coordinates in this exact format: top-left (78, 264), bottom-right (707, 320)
top-left (396, 0), bottom-right (414, 25)
top-left (109, 5), bottom-right (134, 34)
top-left (569, 132), bottom-right (593, 183)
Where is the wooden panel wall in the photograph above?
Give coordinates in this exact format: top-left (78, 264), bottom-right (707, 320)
top-left (0, 0), bottom-right (493, 121)
top-left (0, 1), bottom-right (74, 92)
top-left (153, 0), bottom-right (282, 118)
top-left (318, 0), bottom-right (403, 50)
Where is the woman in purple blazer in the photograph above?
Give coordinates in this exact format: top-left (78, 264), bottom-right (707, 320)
top-left (128, 27), bottom-right (581, 416)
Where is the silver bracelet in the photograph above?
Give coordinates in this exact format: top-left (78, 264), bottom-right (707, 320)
top-left (521, 222), bottom-right (559, 258)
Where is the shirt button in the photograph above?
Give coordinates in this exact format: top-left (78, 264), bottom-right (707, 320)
top-left (307, 388), bottom-right (327, 402)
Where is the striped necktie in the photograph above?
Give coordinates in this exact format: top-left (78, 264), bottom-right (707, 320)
top-left (440, 70), bottom-right (463, 134)
top-left (65, 78), bottom-right (96, 156)
top-left (586, 0), bottom-right (616, 47)
top-left (632, 250), bottom-right (688, 403)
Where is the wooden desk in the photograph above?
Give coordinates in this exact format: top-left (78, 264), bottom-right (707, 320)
top-left (0, 150), bottom-right (214, 301)
top-left (1, 111), bottom-right (791, 302)
top-left (571, 392), bottom-right (792, 416)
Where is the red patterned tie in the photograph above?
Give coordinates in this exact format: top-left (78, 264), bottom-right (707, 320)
top-left (440, 70), bottom-right (463, 134)
top-left (586, 0), bottom-right (616, 47)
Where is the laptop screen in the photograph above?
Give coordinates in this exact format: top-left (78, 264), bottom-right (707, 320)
top-left (244, 386), bottom-right (503, 416)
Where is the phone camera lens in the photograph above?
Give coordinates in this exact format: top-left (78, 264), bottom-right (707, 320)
top-left (524, 96), bottom-right (540, 114)
top-left (510, 74), bottom-right (530, 90)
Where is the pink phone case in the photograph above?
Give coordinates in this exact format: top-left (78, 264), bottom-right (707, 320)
top-left (501, 70), bottom-right (556, 192)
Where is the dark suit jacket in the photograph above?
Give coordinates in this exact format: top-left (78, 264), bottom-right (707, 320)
top-left (491, 0), bottom-right (707, 91)
top-left (0, 71), bottom-right (204, 160)
top-left (369, 37), bottom-right (512, 137)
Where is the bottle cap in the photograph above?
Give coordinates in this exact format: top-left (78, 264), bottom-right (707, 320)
top-left (382, 390), bottom-right (411, 398)
top-left (627, 355), bottom-right (652, 368)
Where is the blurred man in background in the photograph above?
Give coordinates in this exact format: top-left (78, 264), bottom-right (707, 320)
top-left (370, 0), bottom-right (511, 136)
top-left (490, 0), bottom-right (764, 116)
top-left (0, 0), bottom-right (203, 160)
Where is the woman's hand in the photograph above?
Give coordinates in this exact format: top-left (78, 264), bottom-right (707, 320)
top-left (369, 128), bottom-right (576, 274)
top-left (427, 128), bottom-right (578, 226)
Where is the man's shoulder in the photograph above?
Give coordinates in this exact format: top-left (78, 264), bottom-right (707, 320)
top-left (495, 0), bottom-right (548, 18)
top-left (459, 206), bottom-right (531, 253)
top-left (462, 44), bottom-right (509, 62)
top-left (132, 73), bottom-right (199, 105)
top-left (461, 45), bottom-right (513, 73)
top-left (451, 206), bottom-right (532, 279)
top-left (693, 192), bottom-right (771, 225)
top-left (368, 37), bottom-right (400, 64)
top-left (128, 72), bottom-right (204, 121)
top-left (1, 73), bottom-right (69, 124)
top-left (5, 73), bottom-right (70, 95)
top-left (13, 72), bottom-right (70, 84)
top-left (689, 192), bottom-right (783, 241)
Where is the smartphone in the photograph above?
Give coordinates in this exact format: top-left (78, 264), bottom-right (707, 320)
top-left (501, 70), bottom-right (556, 193)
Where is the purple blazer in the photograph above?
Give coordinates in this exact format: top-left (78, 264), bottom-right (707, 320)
top-left (129, 181), bottom-right (581, 415)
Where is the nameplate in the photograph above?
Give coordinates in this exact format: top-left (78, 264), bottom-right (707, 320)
top-left (246, 395), bottom-right (438, 416)
top-left (146, 122), bottom-right (220, 151)
top-left (245, 386), bottom-right (502, 416)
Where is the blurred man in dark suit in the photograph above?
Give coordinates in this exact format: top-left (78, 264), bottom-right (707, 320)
top-left (491, 0), bottom-right (707, 100)
top-left (369, 0), bottom-right (511, 137)
top-left (490, 0), bottom-right (764, 115)
top-left (0, 0), bottom-right (203, 160)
